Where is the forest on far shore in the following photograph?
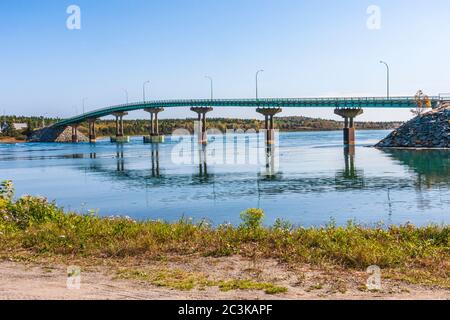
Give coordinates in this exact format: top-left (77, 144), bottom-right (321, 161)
top-left (0, 115), bottom-right (403, 140)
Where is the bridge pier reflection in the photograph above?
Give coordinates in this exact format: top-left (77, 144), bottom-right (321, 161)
top-left (264, 144), bottom-right (277, 177)
top-left (116, 144), bottom-right (125, 172)
top-left (198, 145), bottom-right (208, 176)
top-left (191, 107), bottom-right (213, 145)
top-left (334, 108), bottom-right (364, 145)
top-left (335, 145), bottom-right (365, 188)
top-left (150, 144), bottom-right (160, 177)
top-left (144, 108), bottom-right (165, 144)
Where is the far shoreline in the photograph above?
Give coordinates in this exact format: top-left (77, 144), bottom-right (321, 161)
top-left (1, 128), bottom-right (396, 144)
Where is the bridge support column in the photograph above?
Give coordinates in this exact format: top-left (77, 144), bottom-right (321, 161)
top-left (334, 108), bottom-right (364, 145)
top-left (256, 108), bottom-right (282, 145)
top-left (144, 108), bottom-right (165, 143)
top-left (87, 119), bottom-right (97, 143)
top-left (190, 107), bottom-right (213, 144)
top-left (71, 124), bottom-right (79, 143)
top-left (111, 112), bottom-right (130, 143)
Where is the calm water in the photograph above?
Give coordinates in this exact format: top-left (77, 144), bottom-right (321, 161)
top-left (0, 130), bottom-right (448, 227)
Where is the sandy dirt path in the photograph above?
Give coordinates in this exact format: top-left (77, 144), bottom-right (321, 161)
top-left (0, 259), bottom-right (448, 300)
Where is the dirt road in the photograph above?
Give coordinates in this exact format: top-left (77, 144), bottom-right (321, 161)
top-left (0, 258), bottom-right (448, 300)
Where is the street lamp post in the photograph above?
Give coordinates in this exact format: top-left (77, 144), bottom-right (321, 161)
top-left (255, 69), bottom-right (264, 100)
top-left (143, 81), bottom-right (150, 102)
top-left (122, 89), bottom-right (129, 104)
top-left (82, 98), bottom-right (87, 114)
top-left (205, 76), bottom-right (213, 100)
top-left (379, 61), bottom-right (390, 99)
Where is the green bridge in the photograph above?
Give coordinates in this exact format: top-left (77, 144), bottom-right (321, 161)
top-left (48, 96), bottom-right (444, 145)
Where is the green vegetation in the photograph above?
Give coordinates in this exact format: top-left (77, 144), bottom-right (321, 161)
top-left (79, 117), bottom-right (402, 137)
top-left (0, 181), bottom-right (448, 289)
top-left (115, 268), bottom-right (287, 294)
top-left (0, 115), bottom-right (57, 140)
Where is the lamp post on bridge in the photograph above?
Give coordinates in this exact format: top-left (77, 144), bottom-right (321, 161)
top-left (205, 76), bottom-right (214, 101)
top-left (143, 81), bottom-right (150, 102)
top-left (379, 61), bottom-right (390, 99)
top-left (122, 89), bottom-right (129, 104)
top-left (82, 97), bottom-right (88, 114)
top-left (255, 69), bottom-right (264, 101)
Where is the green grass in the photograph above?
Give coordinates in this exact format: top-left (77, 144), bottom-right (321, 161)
top-left (115, 268), bottom-right (288, 294)
top-left (1, 180), bottom-right (449, 289)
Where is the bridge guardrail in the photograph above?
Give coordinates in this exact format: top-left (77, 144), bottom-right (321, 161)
top-left (51, 96), bottom-right (441, 127)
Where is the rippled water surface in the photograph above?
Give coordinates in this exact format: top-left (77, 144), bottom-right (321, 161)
top-left (0, 130), bottom-right (448, 226)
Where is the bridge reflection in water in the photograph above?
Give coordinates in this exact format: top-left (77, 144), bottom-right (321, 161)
top-left (335, 146), bottom-right (365, 189)
top-left (80, 144), bottom-right (448, 199)
top-left (151, 144), bottom-right (160, 177)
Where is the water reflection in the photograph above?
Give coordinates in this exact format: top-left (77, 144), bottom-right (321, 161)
top-left (198, 145), bottom-right (208, 177)
top-left (151, 144), bottom-right (160, 177)
top-left (335, 146), bottom-right (365, 189)
top-left (2, 130), bottom-right (449, 226)
top-left (263, 145), bottom-right (278, 178)
top-left (116, 144), bottom-right (124, 172)
top-left (77, 144), bottom-right (449, 196)
top-left (382, 149), bottom-right (450, 188)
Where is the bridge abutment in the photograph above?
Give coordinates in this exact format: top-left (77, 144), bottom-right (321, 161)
top-left (191, 107), bottom-right (213, 144)
top-left (144, 108), bottom-right (165, 143)
top-left (111, 112), bottom-right (130, 143)
top-left (256, 108), bottom-right (282, 145)
top-left (334, 108), bottom-right (364, 145)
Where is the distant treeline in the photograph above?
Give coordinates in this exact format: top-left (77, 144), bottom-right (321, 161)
top-left (0, 115), bottom-right (402, 139)
top-left (79, 117), bottom-right (403, 137)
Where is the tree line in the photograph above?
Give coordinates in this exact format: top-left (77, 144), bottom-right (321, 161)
top-left (1, 115), bottom-right (402, 139)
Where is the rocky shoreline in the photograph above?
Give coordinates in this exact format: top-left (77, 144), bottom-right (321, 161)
top-left (28, 126), bottom-right (88, 143)
top-left (376, 103), bottom-right (449, 149)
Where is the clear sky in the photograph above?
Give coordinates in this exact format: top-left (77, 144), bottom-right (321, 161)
top-left (1, 0), bottom-right (449, 121)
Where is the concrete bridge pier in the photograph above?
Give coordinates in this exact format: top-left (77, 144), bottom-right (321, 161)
top-left (111, 112), bottom-right (130, 143)
top-left (256, 108), bottom-right (282, 145)
top-left (144, 108), bottom-right (165, 143)
top-left (70, 124), bottom-right (79, 143)
top-left (190, 107), bottom-right (213, 144)
top-left (87, 119), bottom-right (97, 143)
top-left (334, 108), bottom-right (364, 145)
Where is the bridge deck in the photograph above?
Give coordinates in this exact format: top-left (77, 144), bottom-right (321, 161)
top-left (53, 96), bottom-right (442, 127)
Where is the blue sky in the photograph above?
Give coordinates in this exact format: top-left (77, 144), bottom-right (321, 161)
top-left (0, 0), bottom-right (449, 121)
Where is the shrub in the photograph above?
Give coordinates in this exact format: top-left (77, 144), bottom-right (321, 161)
top-left (0, 180), bottom-right (14, 201)
top-left (240, 208), bottom-right (264, 230)
top-left (9, 195), bottom-right (63, 229)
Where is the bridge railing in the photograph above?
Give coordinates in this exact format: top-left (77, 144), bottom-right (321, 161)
top-left (52, 96), bottom-right (442, 127)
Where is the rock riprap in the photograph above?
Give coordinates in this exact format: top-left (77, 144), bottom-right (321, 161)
top-left (28, 126), bottom-right (88, 143)
top-left (376, 103), bottom-right (449, 148)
